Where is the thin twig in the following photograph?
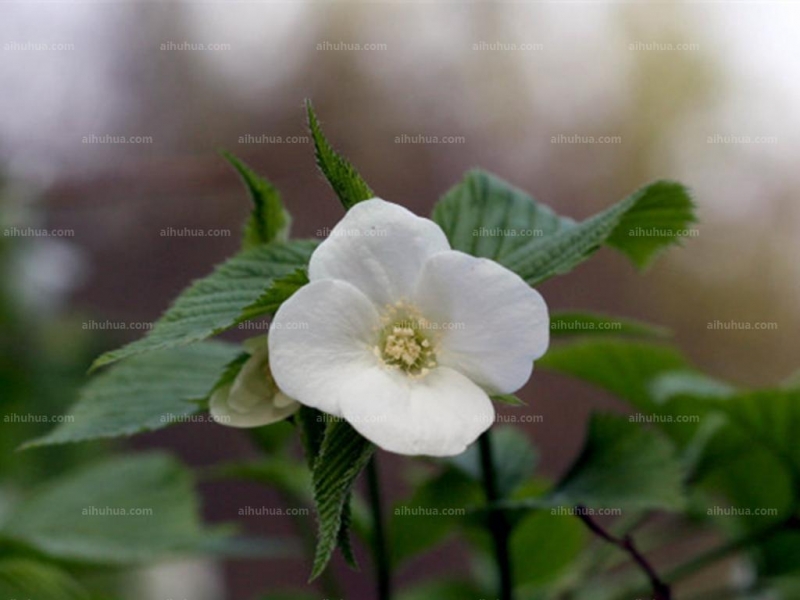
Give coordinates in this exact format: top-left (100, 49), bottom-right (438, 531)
top-left (366, 456), bottom-right (392, 600)
top-left (575, 505), bottom-right (671, 600)
top-left (479, 432), bottom-right (514, 600)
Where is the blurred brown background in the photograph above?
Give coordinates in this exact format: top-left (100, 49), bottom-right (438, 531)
top-left (1, 2), bottom-right (798, 599)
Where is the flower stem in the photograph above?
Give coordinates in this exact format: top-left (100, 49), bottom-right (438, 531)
top-left (366, 455), bottom-right (392, 600)
top-left (478, 431), bottom-right (514, 600)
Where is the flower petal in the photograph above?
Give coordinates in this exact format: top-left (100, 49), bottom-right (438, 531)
top-left (308, 198), bottom-right (451, 307)
top-left (268, 279), bottom-right (382, 417)
top-left (209, 383), bottom-right (299, 428)
top-left (413, 250), bottom-right (549, 394)
top-left (338, 365), bottom-right (494, 457)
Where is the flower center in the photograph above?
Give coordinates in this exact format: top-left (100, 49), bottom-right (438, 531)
top-left (375, 302), bottom-right (438, 377)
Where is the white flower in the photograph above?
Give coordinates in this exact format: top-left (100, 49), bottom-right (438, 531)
top-left (210, 336), bottom-right (300, 428)
top-left (269, 199), bottom-right (549, 456)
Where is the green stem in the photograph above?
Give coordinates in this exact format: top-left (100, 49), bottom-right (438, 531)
top-left (478, 431), bottom-right (514, 600)
top-left (366, 455), bottom-right (391, 600)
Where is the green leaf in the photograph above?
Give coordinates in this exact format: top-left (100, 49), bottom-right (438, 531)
top-left (90, 240), bottom-right (316, 370)
top-left (714, 388), bottom-right (800, 479)
top-left (431, 170), bottom-right (573, 261)
top-left (306, 100), bottom-right (374, 210)
top-left (432, 171), bottom-right (697, 284)
top-left (390, 467), bottom-right (483, 566)
top-left (243, 268), bottom-right (309, 317)
top-left (0, 559), bottom-right (90, 600)
top-left (605, 180), bottom-right (697, 268)
top-left (539, 339), bottom-right (690, 411)
top-left (549, 414), bottom-right (686, 511)
top-left (549, 311), bottom-right (670, 339)
top-left (310, 420), bottom-right (375, 580)
top-left (510, 511), bottom-right (587, 587)
top-left (1, 453), bottom-right (225, 564)
top-left (23, 342), bottom-right (241, 448)
top-left (222, 150), bottom-right (291, 248)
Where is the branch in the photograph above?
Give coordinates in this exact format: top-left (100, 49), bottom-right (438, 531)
top-left (575, 505), bottom-right (671, 600)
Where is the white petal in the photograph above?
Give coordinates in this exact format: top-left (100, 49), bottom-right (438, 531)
top-left (308, 198), bottom-right (451, 307)
top-left (338, 365), bottom-right (494, 457)
top-left (268, 279), bottom-right (382, 417)
top-left (209, 383), bottom-right (300, 428)
top-left (413, 251), bottom-right (549, 395)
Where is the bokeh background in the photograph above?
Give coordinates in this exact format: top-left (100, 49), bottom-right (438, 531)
top-left (1, 2), bottom-right (798, 599)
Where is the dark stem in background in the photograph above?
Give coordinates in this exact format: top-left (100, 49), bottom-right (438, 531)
top-left (366, 455), bottom-right (392, 600)
top-left (478, 431), bottom-right (514, 600)
top-left (575, 505), bottom-right (671, 600)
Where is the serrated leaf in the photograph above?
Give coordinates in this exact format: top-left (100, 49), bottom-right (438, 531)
top-left (605, 180), bottom-right (697, 268)
top-left (549, 413), bottom-right (686, 511)
top-left (310, 420), bottom-right (374, 580)
top-left (91, 240), bottom-right (316, 370)
top-left (222, 150), bottom-right (291, 248)
top-left (23, 342), bottom-right (241, 448)
top-left (244, 268), bottom-right (309, 317)
top-left (432, 170), bottom-right (573, 261)
top-left (0, 559), bottom-right (90, 600)
top-left (549, 311), bottom-right (670, 339)
top-left (432, 171), bottom-right (697, 284)
top-left (306, 100), bottom-right (374, 210)
top-left (1, 453), bottom-right (226, 564)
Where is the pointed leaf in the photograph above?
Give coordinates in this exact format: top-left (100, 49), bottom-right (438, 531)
top-left (310, 420), bottom-right (374, 579)
top-left (91, 240), bottom-right (316, 370)
top-left (222, 150), bottom-right (291, 248)
top-left (23, 341), bottom-right (241, 448)
top-left (306, 100), bottom-right (374, 210)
